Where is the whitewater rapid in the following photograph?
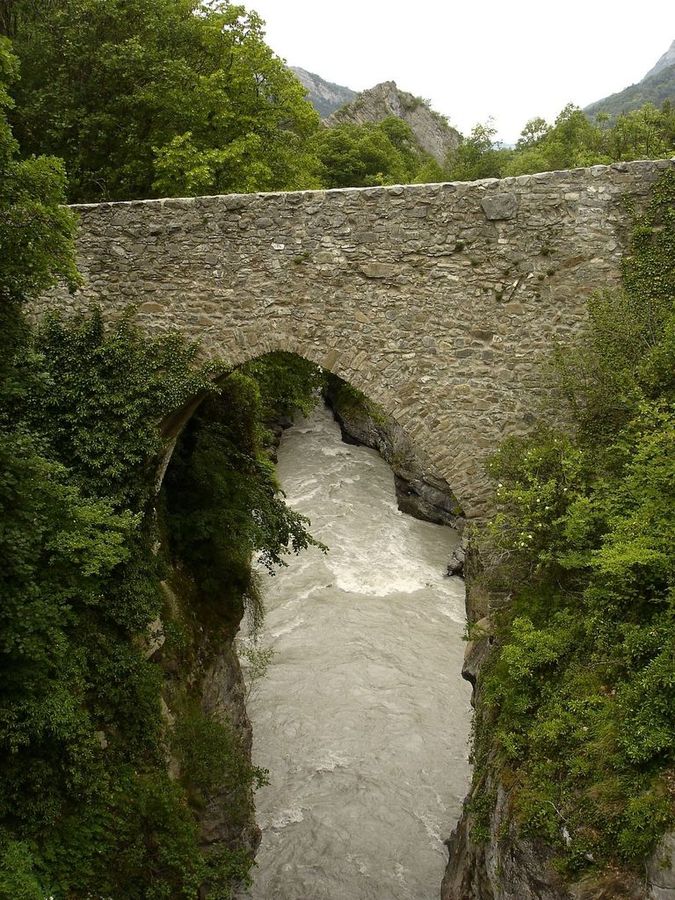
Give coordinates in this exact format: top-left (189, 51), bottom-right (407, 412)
top-left (239, 403), bottom-right (472, 900)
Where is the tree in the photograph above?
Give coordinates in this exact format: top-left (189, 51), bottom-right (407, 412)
top-left (0, 44), bottom-right (137, 894)
top-left (609, 103), bottom-right (674, 161)
top-left (0, 35), bottom-right (78, 406)
top-left (503, 105), bottom-right (608, 177)
top-left (315, 117), bottom-right (431, 188)
top-left (0, 37), bottom-right (77, 303)
top-left (544, 103), bottom-right (607, 168)
top-left (9, 0), bottom-right (322, 201)
top-left (445, 119), bottom-right (513, 181)
top-left (515, 116), bottom-right (550, 150)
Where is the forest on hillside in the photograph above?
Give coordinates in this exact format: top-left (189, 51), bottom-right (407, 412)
top-left (0, 1), bottom-right (673, 898)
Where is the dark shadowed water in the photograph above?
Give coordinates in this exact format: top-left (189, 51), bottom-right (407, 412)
top-left (239, 404), bottom-right (472, 900)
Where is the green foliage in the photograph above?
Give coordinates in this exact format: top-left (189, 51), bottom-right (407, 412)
top-left (26, 308), bottom-right (219, 507)
top-left (445, 120), bottom-right (513, 181)
top-left (3, 308), bottom-right (319, 895)
top-left (0, 311), bottom-right (330, 896)
top-left (0, 838), bottom-right (43, 899)
top-left (239, 637), bottom-right (275, 699)
top-left (315, 115), bottom-right (441, 188)
top-left (516, 116), bottom-right (551, 149)
top-left (241, 350), bottom-right (324, 421)
top-left (165, 368), bottom-right (324, 612)
top-left (0, 433), bottom-right (138, 753)
top-left (0, 36), bottom-right (78, 390)
top-left (0, 315), bottom-right (206, 895)
top-left (174, 708), bottom-right (267, 812)
top-left (473, 172), bottom-right (675, 881)
top-left (554, 170), bottom-right (675, 444)
top-left (446, 102), bottom-right (674, 182)
top-left (0, 37), bottom-right (78, 305)
top-left (34, 771), bottom-right (197, 898)
top-left (515, 103), bottom-right (609, 172)
top-left (9, 0), bottom-right (321, 201)
top-left (607, 103), bottom-right (675, 161)
top-left (325, 372), bottom-right (388, 426)
top-left (0, 48), bottom-right (171, 897)
top-left (11, 0), bottom-right (671, 201)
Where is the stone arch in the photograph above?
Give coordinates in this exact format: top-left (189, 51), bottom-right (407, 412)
top-left (158, 335), bottom-right (465, 520)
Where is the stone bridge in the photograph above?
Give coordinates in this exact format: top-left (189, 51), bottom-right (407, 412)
top-left (43, 158), bottom-right (673, 518)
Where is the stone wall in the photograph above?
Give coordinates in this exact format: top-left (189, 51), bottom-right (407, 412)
top-left (38, 158), bottom-right (675, 518)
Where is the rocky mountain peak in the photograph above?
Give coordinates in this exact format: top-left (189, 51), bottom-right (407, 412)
top-left (585, 39), bottom-right (675, 119)
top-left (290, 67), bottom-right (356, 118)
top-left (643, 38), bottom-right (675, 81)
top-left (326, 81), bottom-right (460, 163)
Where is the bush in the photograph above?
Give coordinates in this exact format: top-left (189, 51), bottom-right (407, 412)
top-left (472, 171), bottom-right (675, 880)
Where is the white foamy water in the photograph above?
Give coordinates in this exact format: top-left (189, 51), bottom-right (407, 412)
top-left (239, 404), bottom-right (472, 900)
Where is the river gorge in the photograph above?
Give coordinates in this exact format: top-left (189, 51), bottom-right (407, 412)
top-left (239, 403), bottom-right (472, 899)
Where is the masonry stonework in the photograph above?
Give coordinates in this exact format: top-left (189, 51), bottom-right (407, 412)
top-left (39, 159), bottom-right (674, 518)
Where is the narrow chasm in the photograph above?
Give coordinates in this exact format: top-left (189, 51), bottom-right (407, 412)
top-left (239, 400), bottom-right (472, 900)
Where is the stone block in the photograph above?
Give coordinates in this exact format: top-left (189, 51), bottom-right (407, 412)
top-left (481, 192), bottom-right (519, 220)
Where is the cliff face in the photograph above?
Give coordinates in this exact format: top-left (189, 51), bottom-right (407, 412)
top-left (643, 39), bottom-right (675, 82)
top-left (290, 66), bottom-right (356, 118)
top-left (154, 574), bottom-right (260, 896)
top-left (442, 775), bottom-right (575, 900)
top-left (323, 378), bottom-right (464, 528)
top-left (198, 639), bottom-right (260, 861)
top-left (444, 784), bottom-right (673, 900)
top-left (441, 557), bottom-right (675, 900)
top-left (326, 80), bottom-right (460, 163)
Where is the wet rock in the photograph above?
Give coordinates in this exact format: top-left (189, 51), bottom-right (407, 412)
top-left (262, 413), bottom-right (294, 462)
top-left (443, 771), bottom-right (574, 900)
top-left (446, 537), bottom-right (467, 576)
top-left (461, 617), bottom-right (492, 696)
top-left (324, 381), bottom-right (464, 529)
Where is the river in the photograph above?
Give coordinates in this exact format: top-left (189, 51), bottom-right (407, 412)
top-left (239, 403), bottom-right (472, 900)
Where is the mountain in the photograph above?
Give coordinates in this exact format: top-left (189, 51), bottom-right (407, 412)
top-left (585, 39), bottom-right (675, 119)
top-left (643, 38), bottom-right (675, 81)
top-left (326, 81), bottom-right (460, 163)
top-left (290, 67), bottom-right (356, 118)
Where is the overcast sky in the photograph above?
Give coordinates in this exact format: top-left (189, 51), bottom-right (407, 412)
top-left (248, 0), bottom-right (674, 144)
